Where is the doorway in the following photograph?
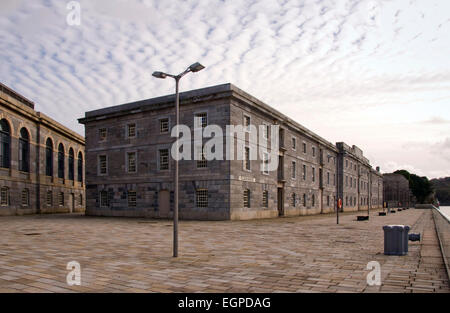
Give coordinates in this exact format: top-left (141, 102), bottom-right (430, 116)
top-left (69, 193), bottom-right (74, 213)
top-left (158, 190), bottom-right (170, 218)
top-left (277, 188), bottom-right (284, 216)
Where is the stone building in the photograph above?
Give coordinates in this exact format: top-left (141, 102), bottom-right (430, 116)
top-left (383, 173), bottom-right (412, 208)
top-left (0, 83), bottom-right (85, 216)
top-left (79, 83), bottom-right (383, 220)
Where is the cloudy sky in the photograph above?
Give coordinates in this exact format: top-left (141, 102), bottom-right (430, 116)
top-left (1, 0), bottom-right (449, 178)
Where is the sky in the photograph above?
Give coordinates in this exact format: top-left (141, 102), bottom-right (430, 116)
top-left (0, 0), bottom-right (449, 179)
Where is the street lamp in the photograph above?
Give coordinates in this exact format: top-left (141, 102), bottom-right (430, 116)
top-left (152, 62), bottom-right (205, 258)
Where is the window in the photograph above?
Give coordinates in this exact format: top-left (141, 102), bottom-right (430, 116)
top-left (59, 192), bottom-right (64, 206)
top-left (68, 148), bottom-right (74, 180)
top-left (46, 191), bottom-right (52, 206)
top-left (196, 189), bottom-right (208, 208)
top-left (58, 143), bottom-right (65, 179)
top-left (312, 167), bottom-right (316, 182)
top-left (303, 165), bottom-right (306, 181)
top-left (312, 194), bottom-right (315, 206)
top-left (19, 128), bottom-right (30, 172)
top-left (334, 174), bottom-right (336, 186)
top-left (262, 190), bottom-right (268, 207)
top-left (21, 189), bottom-right (29, 206)
top-left (291, 161), bottom-right (296, 179)
top-left (98, 155), bottom-right (107, 175)
top-left (77, 152), bottom-right (83, 182)
top-left (1, 187), bottom-right (9, 206)
top-left (292, 137), bottom-right (296, 150)
top-left (160, 118), bottom-right (169, 133)
top-left (327, 172), bottom-right (330, 185)
top-left (99, 128), bottom-right (107, 141)
top-left (244, 115), bottom-right (251, 131)
top-left (243, 189), bottom-right (250, 208)
top-left (0, 119), bottom-right (11, 169)
top-left (46, 138), bottom-right (53, 176)
top-left (303, 194), bottom-right (306, 206)
top-left (354, 197), bottom-right (356, 207)
top-left (128, 191), bottom-right (137, 207)
top-left (262, 124), bottom-right (269, 139)
top-left (159, 149), bottom-right (169, 170)
top-left (195, 112), bottom-right (208, 128)
top-left (127, 152), bottom-right (137, 173)
top-left (291, 193), bottom-right (296, 207)
top-left (100, 191), bottom-right (108, 207)
top-left (127, 124), bottom-right (136, 138)
top-left (197, 146), bottom-right (207, 168)
top-left (346, 160), bottom-right (348, 168)
top-left (346, 196), bottom-right (348, 206)
top-left (262, 152), bottom-right (269, 174)
top-left (345, 176), bottom-right (348, 187)
top-left (327, 195), bottom-right (330, 207)
top-left (244, 146), bottom-right (250, 171)
top-left (79, 194), bottom-right (83, 206)
top-left (303, 142), bottom-right (307, 154)
top-left (312, 147), bottom-right (316, 157)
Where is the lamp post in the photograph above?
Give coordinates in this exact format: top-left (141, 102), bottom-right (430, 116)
top-left (152, 62), bottom-right (205, 258)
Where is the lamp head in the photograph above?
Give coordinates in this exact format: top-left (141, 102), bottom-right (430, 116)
top-left (152, 71), bottom-right (167, 79)
top-left (188, 62), bottom-right (205, 73)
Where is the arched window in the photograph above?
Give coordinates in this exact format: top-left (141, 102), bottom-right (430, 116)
top-left (77, 152), bottom-right (83, 182)
top-left (46, 138), bottom-right (53, 176)
top-left (58, 143), bottom-right (64, 179)
top-left (0, 119), bottom-right (11, 169)
top-left (68, 148), bottom-right (74, 180)
top-left (19, 128), bottom-right (30, 172)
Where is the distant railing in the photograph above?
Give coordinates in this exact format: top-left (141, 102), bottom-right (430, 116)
top-left (432, 207), bottom-right (450, 284)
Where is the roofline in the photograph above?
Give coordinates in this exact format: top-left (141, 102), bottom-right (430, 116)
top-left (79, 83), bottom-right (338, 151)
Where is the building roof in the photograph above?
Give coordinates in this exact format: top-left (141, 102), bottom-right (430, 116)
top-left (79, 83), bottom-right (338, 151)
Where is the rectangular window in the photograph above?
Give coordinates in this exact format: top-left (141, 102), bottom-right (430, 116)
top-left (197, 146), bottom-right (207, 168)
top-left (21, 189), bottom-right (29, 206)
top-left (195, 112), bottom-right (208, 128)
top-left (291, 193), bottom-right (296, 207)
top-left (59, 192), bottom-right (64, 206)
top-left (79, 194), bottom-right (83, 206)
top-left (127, 152), bottom-right (137, 173)
top-left (303, 165), bottom-right (306, 181)
top-left (244, 146), bottom-right (251, 171)
top-left (100, 191), bottom-right (108, 207)
top-left (292, 137), bottom-right (296, 150)
top-left (262, 190), bottom-right (268, 207)
top-left (243, 189), bottom-right (250, 208)
top-left (160, 118), bottom-right (169, 133)
top-left (303, 194), bottom-right (306, 206)
top-left (244, 115), bottom-right (251, 131)
top-left (327, 196), bottom-right (330, 207)
top-left (327, 172), bottom-right (330, 185)
top-left (98, 155), bottom-right (107, 175)
top-left (46, 191), bottom-right (52, 206)
top-left (127, 123), bottom-right (136, 138)
top-left (303, 142), bottom-right (307, 154)
top-left (262, 152), bottom-right (269, 174)
top-left (159, 149), bottom-right (169, 170)
top-left (346, 159), bottom-right (348, 168)
top-left (346, 176), bottom-right (348, 186)
top-left (334, 174), bottom-right (336, 186)
top-left (1, 187), bottom-right (9, 206)
top-left (262, 124), bottom-right (269, 139)
top-left (312, 147), bottom-right (316, 157)
top-left (99, 128), bottom-right (107, 141)
top-left (291, 161), bottom-right (296, 179)
top-left (312, 167), bottom-right (316, 182)
top-left (196, 189), bottom-right (208, 208)
top-left (128, 191), bottom-right (137, 207)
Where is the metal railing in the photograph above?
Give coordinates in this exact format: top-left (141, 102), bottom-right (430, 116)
top-left (432, 207), bottom-right (450, 284)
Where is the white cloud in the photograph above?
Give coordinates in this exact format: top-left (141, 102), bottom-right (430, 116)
top-left (0, 0), bottom-right (449, 178)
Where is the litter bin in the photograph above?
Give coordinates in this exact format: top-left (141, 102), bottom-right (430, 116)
top-left (383, 225), bottom-right (410, 256)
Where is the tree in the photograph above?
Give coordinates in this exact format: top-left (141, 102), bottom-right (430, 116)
top-left (394, 170), bottom-right (434, 203)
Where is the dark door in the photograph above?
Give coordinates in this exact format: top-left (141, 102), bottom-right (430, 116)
top-left (277, 188), bottom-right (284, 216)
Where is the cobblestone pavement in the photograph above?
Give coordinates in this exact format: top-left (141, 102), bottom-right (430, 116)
top-left (0, 208), bottom-right (449, 293)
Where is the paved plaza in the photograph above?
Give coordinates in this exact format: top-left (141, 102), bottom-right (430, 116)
top-left (0, 208), bottom-right (449, 293)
